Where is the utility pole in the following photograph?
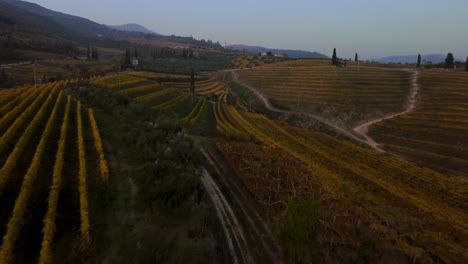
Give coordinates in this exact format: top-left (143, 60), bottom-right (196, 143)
top-left (33, 61), bottom-right (37, 89)
top-left (118, 60), bottom-right (121, 90)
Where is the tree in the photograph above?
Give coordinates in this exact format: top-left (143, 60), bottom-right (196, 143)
top-left (445, 53), bottom-right (454, 69)
top-left (125, 48), bottom-right (131, 65)
top-left (417, 54), bottom-right (421, 67)
top-left (87, 44), bottom-right (91, 60)
top-left (94, 48), bottom-right (98, 60)
top-left (134, 47), bottom-right (138, 59)
top-left (190, 69), bottom-right (195, 94)
top-left (465, 57), bottom-right (468, 72)
top-left (355, 53), bottom-right (358, 62)
top-left (331, 48), bottom-right (337, 65)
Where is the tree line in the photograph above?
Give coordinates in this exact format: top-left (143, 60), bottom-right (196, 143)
top-left (332, 48), bottom-right (467, 71)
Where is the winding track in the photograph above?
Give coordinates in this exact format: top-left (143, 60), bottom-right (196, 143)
top-left (200, 148), bottom-right (283, 264)
top-left (230, 70), bottom-right (372, 148)
top-left (229, 68), bottom-right (420, 153)
top-left (352, 70), bottom-right (420, 151)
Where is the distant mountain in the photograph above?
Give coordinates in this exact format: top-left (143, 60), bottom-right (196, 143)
top-left (108, 23), bottom-right (159, 35)
top-left (375, 54), bottom-right (463, 64)
top-left (228, 44), bottom-right (329, 59)
top-left (0, 0), bottom-right (81, 61)
top-left (2, 0), bottom-right (115, 37)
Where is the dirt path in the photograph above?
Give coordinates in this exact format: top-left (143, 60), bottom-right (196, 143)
top-left (229, 70), bottom-right (372, 149)
top-left (200, 148), bottom-right (283, 264)
top-left (229, 68), bottom-right (420, 153)
top-left (352, 70), bottom-right (420, 152)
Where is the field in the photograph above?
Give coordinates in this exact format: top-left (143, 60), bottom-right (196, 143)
top-left (236, 60), bottom-right (412, 127)
top-left (90, 64), bottom-right (467, 263)
top-left (0, 80), bottom-right (109, 263)
top-left (369, 69), bottom-right (468, 176)
top-left (3, 56), bottom-right (466, 263)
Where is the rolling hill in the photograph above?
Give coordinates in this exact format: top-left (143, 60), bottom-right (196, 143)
top-left (2, 0), bottom-right (115, 37)
top-left (108, 23), bottom-right (159, 35)
top-left (227, 44), bottom-right (329, 59)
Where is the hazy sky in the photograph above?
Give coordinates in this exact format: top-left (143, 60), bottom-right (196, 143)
top-left (28, 0), bottom-right (468, 59)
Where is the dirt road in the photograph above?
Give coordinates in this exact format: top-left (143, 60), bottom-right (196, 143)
top-left (229, 70), bottom-right (372, 149)
top-left (352, 70), bottom-right (420, 152)
top-left (200, 148), bottom-right (283, 264)
top-left (229, 68), bottom-right (420, 153)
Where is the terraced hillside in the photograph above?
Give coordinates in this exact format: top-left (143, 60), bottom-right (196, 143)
top-left (369, 70), bottom-right (468, 177)
top-left (236, 61), bottom-right (412, 126)
top-left (91, 68), bottom-right (467, 263)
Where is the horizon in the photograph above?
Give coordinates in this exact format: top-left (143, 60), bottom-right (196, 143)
top-left (23, 0), bottom-right (468, 60)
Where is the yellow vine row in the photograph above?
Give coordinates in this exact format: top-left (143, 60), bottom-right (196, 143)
top-left (136, 87), bottom-right (176, 103)
top-left (88, 108), bottom-right (109, 184)
top-left (0, 83), bottom-right (50, 136)
top-left (77, 101), bottom-right (91, 247)
top-left (119, 83), bottom-right (161, 96)
top-left (0, 91), bottom-right (63, 264)
top-left (153, 93), bottom-right (190, 111)
top-left (0, 86), bottom-right (36, 117)
top-left (0, 84), bottom-right (60, 197)
top-left (38, 96), bottom-right (71, 264)
top-left (181, 97), bottom-right (206, 124)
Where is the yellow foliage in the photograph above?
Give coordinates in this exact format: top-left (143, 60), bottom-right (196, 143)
top-left (88, 108), bottom-right (109, 184)
top-left (38, 96), bottom-right (71, 264)
top-left (0, 83), bottom-right (61, 197)
top-left (77, 101), bottom-right (91, 247)
top-left (0, 91), bottom-right (63, 264)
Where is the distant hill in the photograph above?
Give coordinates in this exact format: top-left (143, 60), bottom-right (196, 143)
top-left (108, 23), bottom-right (159, 35)
top-left (2, 0), bottom-right (115, 37)
top-left (0, 0), bottom-right (222, 49)
top-left (228, 44), bottom-right (328, 59)
top-left (375, 54), bottom-right (463, 64)
top-left (0, 0), bottom-right (80, 61)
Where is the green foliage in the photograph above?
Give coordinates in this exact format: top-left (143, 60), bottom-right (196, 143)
top-left (74, 85), bottom-right (201, 210)
top-left (145, 50), bottom-right (237, 73)
top-left (465, 57), bottom-right (468, 72)
top-left (417, 54), bottom-right (421, 67)
top-left (277, 196), bottom-right (320, 264)
top-left (355, 53), bottom-right (358, 62)
top-left (353, 226), bottom-right (378, 263)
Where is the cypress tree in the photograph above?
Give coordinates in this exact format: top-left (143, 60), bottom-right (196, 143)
top-left (87, 44), bottom-right (91, 60)
top-left (465, 57), bottom-right (468, 71)
top-left (417, 54), bottom-right (421, 67)
top-left (125, 48), bottom-right (131, 65)
top-left (331, 48), bottom-right (337, 65)
top-left (445, 53), bottom-right (454, 69)
top-left (134, 47), bottom-right (138, 59)
top-left (355, 53), bottom-right (358, 62)
top-left (190, 69), bottom-right (195, 93)
top-left (95, 48), bottom-right (98, 60)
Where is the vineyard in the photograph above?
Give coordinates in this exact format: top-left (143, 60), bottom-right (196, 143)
top-left (89, 65), bottom-right (467, 263)
top-left (0, 81), bottom-right (109, 263)
top-left (236, 61), bottom-right (412, 126)
top-left (369, 69), bottom-right (468, 176)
